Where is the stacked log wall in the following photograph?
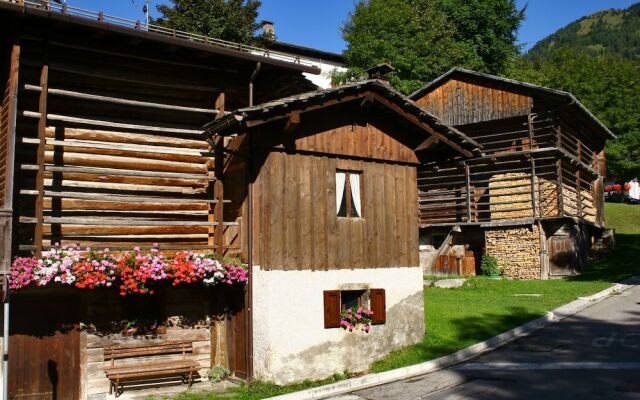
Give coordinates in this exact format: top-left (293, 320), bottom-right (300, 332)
top-left (485, 225), bottom-right (541, 279)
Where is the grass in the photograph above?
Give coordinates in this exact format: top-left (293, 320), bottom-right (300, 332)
top-left (159, 372), bottom-right (353, 400)
top-left (170, 203), bottom-right (639, 399)
top-left (372, 202), bottom-right (640, 372)
top-left (369, 277), bottom-right (610, 372)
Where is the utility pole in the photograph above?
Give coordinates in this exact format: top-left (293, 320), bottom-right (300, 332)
top-left (143, 0), bottom-right (151, 29)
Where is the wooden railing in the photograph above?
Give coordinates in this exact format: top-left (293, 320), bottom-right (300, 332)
top-left (3, 0), bottom-right (317, 68)
top-left (418, 154), bottom-right (598, 227)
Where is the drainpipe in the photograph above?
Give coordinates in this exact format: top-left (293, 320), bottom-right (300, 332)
top-left (246, 61), bottom-right (260, 380)
top-left (249, 62), bottom-right (261, 107)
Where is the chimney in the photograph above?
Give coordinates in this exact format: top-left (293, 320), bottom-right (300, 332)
top-left (261, 20), bottom-right (275, 38)
top-left (366, 63), bottom-right (395, 82)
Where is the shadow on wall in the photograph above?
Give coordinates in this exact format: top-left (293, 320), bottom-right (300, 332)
top-left (270, 290), bottom-right (424, 384)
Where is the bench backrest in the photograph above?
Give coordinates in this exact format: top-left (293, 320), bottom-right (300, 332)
top-left (105, 340), bottom-right (194, 364)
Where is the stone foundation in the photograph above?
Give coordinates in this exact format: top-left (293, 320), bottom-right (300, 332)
top-left (485, 226), bottom-right (541, 279)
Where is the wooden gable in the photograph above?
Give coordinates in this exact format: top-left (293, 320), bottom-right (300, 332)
top-left (414, 78), bottom-right (534, 126)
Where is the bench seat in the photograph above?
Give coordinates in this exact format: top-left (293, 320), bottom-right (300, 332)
top-left (104, 340), bottom-right (199, 396)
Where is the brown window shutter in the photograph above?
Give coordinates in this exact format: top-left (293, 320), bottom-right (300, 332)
top-left (370, 288), bottom-right (386, 325)
top-left (323, 290), bottom-right (341, 328)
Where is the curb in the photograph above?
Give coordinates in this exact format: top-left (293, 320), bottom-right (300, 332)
top-left (268, 275), bottom-right (639, 400)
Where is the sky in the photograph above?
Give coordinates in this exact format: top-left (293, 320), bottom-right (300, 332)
top-left (67, 0), bottom-right (638, 54)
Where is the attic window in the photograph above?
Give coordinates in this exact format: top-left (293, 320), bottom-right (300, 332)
top-left (336, 170), bottom-right (362, 218)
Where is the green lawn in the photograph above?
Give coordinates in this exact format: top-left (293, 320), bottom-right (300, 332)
top-left (169, 203), bottom-right (640, 399)
top-left (372, 202), bottom-right (640, 372)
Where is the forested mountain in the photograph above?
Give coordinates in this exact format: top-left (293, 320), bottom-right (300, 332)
top-left (503, 3), bottom-right (640, 180)
top-left (525, 2), bottom-right (640, 62)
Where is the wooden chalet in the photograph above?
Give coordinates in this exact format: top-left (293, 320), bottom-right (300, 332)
top-left (203, 79), bottom-right (479, 383)
top-left (0, 0), bottom-right (322, 398)
top-left (410, 68), bottom-right (613, 279)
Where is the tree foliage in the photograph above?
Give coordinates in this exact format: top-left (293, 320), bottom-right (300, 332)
top-left (338, 0), bottom-right (524, 94)
top-left (506, 47), bottom-right (640, 180)
top-left (154, 0), bottom-right (269, 45)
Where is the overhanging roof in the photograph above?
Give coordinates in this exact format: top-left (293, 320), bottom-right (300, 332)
top-left (0, 0), bottom-right (321, 75)
top-left (204, 80), bottom-right (483, 158)
top-left (410, 68), bottom-right (615, 140)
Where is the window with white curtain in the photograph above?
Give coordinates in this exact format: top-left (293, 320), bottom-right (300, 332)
top-left (336, 170), bottom-right (362, 218)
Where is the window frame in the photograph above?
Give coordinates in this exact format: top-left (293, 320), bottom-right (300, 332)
top-left (336, 169), bottom-right (363, 219)
top-left (323, 288), bottom-right (386, 329)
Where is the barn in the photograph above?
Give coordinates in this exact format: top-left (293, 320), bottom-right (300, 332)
top-left (411, 68), bottom-right (613, 279)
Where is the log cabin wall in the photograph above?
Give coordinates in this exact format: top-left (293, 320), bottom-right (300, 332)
top-left (245, 106), bottom-right (421, 270)
top-left (5, 23), bottom-right (315, 256)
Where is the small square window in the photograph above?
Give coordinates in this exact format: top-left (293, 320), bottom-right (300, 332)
top-left (336, 170), bottom-right (362, 218)
top-left (340, 290), bottom-right (366, 311)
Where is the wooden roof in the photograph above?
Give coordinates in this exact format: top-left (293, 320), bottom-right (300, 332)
top-left (204, 80), bottom-right (483, 158)
top-left (410, 68), bottom-right (615, 139)
top-left (0, 0), bottom-right (320, 75)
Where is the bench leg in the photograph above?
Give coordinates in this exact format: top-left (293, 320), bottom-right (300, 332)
top-left (188, 370), bottom-right (194, 388)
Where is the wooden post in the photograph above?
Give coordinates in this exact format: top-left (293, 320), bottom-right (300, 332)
top-left (212, 93), bottom-right (225, 255)
top-left (0, 45), bottom-right (21, 275)
top-left (527, 113), bottom-right (535, 150)
top-left (529, 157), bottom-right (537, 219)
top-left (556, 159), bottom-right (564, 217)
top-left (577, 139), bottom-right (582, 164)
top-left (464, 163), bottom-right (472, 222)
top-left (1, 45), bottom-right (20, 400)
top-left (576, 170), bottom-right (582, 219)
top-left (34, 65), bottom-right (48, 257)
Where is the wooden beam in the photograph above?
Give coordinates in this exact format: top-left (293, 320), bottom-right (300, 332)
top-left (21, 111), bottom-right (203, 135)
top-left (283, 111), bottom-right (301, 133)
top-left (212, 93), bottom-right (226, 254)
top-left (34, 65), bottom-right (48, 257)
top-left (370, 93), bottom-right (474, 157)
top-left (24, 84), bottom-right (224, 115)
top-left (0, 44), bottom-right (20, 276)
top-left (21, 164), bottom-right (215, 181)
top-left (556, 159), bottom-right (564, 217)
top-left (529, 157), bottom-right (537, 219)
top-left (22, 137), bottom-right (213, 157)
top-left (464, 163), bottom-right (472, 222)
top-left (576, 169), bottom-right (583, 219)
top-left (19, 217), bottom-right (237, 227)
top-left (20, 189), bottom-right (229, 204)
top-left (414, 135), bottom-right (439, 152)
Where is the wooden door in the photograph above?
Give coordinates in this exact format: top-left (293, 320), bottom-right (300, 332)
top-left (549, 236), bottom-right (576, 276)
top-left (227, 286), bottom-right (247, 379)
top-left (9, 295), bottom-right (81, 400)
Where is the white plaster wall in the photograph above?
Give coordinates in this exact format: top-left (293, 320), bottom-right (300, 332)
top-left (303, 62), bottom-right (346, 89)
top-left (252, 266), bottom-right (424, 384)
top-left (249, 50), bottom-right (346, 89)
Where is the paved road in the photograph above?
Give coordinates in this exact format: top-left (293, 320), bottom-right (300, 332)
top-left (332, 284), bottom-right (640, 400)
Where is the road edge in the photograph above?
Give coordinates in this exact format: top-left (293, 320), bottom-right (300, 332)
top-left (268, 275), bottom-right (639, 400)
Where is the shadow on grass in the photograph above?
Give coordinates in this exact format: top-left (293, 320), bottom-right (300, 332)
top-left (370, 306), bottom-right (540, 372)
top-left (570, 234), bottom-right (640, 283)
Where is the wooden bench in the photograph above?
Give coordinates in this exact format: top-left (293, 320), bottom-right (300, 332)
top-left (104, 340), bottom-right (200, 396)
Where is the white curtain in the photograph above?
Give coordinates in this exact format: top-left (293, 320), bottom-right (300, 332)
top-left (336, 171), bottom-right (346, 212)
top-left (350, 173), bottom-right (362, 217)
